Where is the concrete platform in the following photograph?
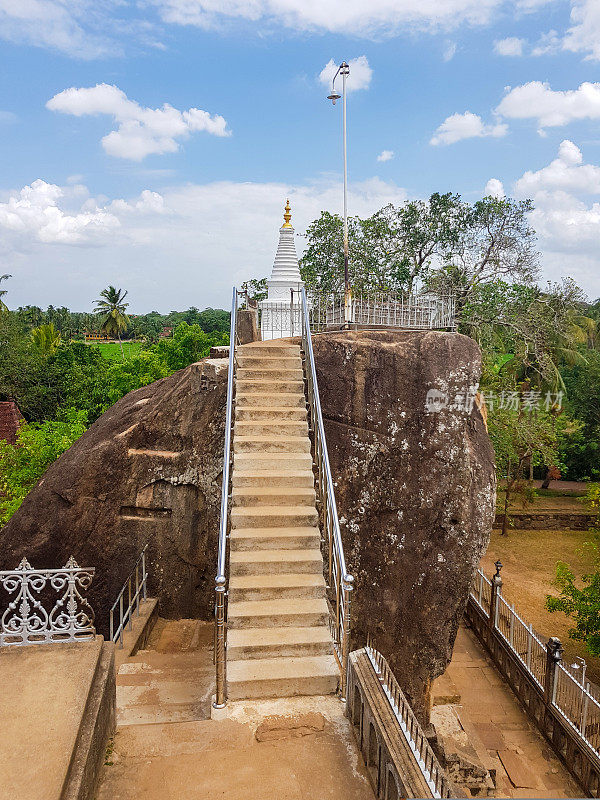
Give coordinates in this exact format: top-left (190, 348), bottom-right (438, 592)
top-left (98, 696), bottom-right (374, 800)
top-left (0, 636), bottom-right (115, 800)
top-left (432, 623), bottom-right (583, 798)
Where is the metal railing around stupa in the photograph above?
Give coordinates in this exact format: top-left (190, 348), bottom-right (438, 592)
top-left (307, 290), bottom-right (456, 332)
top-left (300, 287), bottom-right (354, 697)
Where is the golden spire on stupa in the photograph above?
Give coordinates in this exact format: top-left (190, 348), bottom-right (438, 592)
top-left (282, 199), bottom-right (292, 228)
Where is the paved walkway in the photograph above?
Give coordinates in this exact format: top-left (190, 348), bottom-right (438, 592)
top-left (98, 619), bottom-right (374, 800)
top-left (432, 624), bottom-right (583, 798)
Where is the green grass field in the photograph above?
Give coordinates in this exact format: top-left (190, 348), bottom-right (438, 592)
top-left (92, 341), bottom-right (144, 360)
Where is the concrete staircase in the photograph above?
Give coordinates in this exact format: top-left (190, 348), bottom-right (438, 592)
top-left (226, 340), bottom-right (339, 700)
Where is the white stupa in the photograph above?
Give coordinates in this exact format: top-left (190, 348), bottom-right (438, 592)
top-left (260, 200), bottom-right (304, 340)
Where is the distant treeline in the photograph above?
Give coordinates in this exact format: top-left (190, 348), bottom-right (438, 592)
top-left (13, 305), bottom-right (230, 341)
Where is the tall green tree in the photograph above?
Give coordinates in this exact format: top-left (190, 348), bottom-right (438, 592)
top-left (31, 323), bottom-right (61, 355)
top-left (94, 286), bottom-right (130, 360)
top-left (488, 402), bottom-right (558, 535)
top-left (428, 196), bottom-right (540, 311)
top-left (371, 193), bottom-right (464, 293)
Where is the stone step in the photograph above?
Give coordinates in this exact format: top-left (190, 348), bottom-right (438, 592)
top-left (228, 573), bottom-right (326, 602)
top-left (236, 368), bottom-right (304, 381)
top-left (236, 379), bottom-right (304, 394)
top-left (229, 527), bottom-right (321, 551)
top-left (240, 345), bottom-right (301, 358)
top-left (228, 597), bottom-right (330, 629)
top-left (229, 549), bottom-right (322, 576)
top-left (232, 470), bottom-right (314, 489)
top-left (233, 436), bottom-right (311, 454)
top-left (227, 655), bottom-right (339, 700)
top-left (231, 505), bottom-right (318, 529)
top-left (232, 487), bottom-right (316, 507)
top-left (227, 626), bottom-right (334, 660)
top-left (234, 452), bottom-right (313, 471)
top-left (236, 406), bottom-right (307, 422)
top-left (237, 356), bottom-right (302, 370)
top-left (235, 392), bottom-right (306, 408)
top-left (234, 420), bottom-right (308, 438)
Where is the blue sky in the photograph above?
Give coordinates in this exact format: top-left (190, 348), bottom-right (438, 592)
top-left (0, 0), bottom-right (599, 312)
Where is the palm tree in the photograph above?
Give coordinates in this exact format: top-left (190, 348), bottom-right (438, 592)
top-left (94, 286), bottom-right (130, 360)
top-left (0, 274), bottom-right (11, 312)
top-left (31, 322), bottom-right (61, 354)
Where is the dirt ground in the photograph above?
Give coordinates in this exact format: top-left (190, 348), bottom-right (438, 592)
top-left (498, 492), bottom-right (588, 512)
top-left (480, 529), bottom-right (600, 686)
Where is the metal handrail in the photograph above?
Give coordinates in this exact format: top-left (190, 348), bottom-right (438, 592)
top-left (109, 545), bottom-right (148, 648)
top-left (300, 286), bottom-right (354, 698)
top-left (365, 637), bottom-right (453, 798)
top-left (214, 286), bottom-right (238, 709)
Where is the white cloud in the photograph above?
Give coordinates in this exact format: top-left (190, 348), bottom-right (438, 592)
top-left (152, 0), bottom-right (554, 37)
top-left (563, 0), bottom-right (600, 61)
top-left (430, 111), bottom-right (508, 145)
top-left (485, 178), bottom-right (505, 197)
top-left (509, 141), bottom-right (600, 296)
top-left (0, 0), bottom-right (167, 59)
top-left (0, 0), bottom-right (122, 58)
top-left (494, 37), bottom-right (525, 56)
top-left (531, 29), bottom-right (561, 56)
top-left (46, 83), bottom-right (230, 161)
top-left (318, 57), bottom-right (372, 94)
top-left (515, 139), bottom-right (600, 196)
top-left (496, 81), bottom-right (600, 129)
top-left (0, 179), bottom-right (121, 244)
top-left (443, 41), bottom-right (457, 61)
top-left (0, 175), bottom-right (408, 311)
top-left (377, 150), bottom-right (394, 162)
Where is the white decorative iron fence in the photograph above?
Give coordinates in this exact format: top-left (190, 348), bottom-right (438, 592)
top-left (254, 289), bottom-right (456, 340)
top-left (365, 637), bottom-right (453, 798)
top-left (554, 662), bottom-right (600, 752)
top-left (469, 565), bottom-right (600, 758)
top-left (109, 544), bottom-right (148, 648)
top-left (0, 556), bottom-right (95, 646)
top-left (308, 291), bottom-right (456, 332)
top-left (494, 592), bottom-right (547, 689)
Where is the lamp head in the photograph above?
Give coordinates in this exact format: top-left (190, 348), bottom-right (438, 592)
top-left (327, 91), bottom-right (341, 105)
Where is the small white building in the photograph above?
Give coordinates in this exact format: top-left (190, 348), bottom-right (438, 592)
top-left (260, 200), bottom-right (304, 340)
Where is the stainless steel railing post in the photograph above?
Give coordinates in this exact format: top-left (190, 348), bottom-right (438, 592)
top-left (214, 576), bottom-right (227, 708)
top-left (340, 573), bottom-right (354, 700)
top-left (142, 547), bottom-right (147, 599)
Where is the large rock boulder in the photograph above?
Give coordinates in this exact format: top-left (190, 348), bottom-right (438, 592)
top-left (0, 359), bottom-right (227, 636)
top-left (312, 330), bottom-right (495, 721)
top-left (1, 329), bottom-right (494, 721)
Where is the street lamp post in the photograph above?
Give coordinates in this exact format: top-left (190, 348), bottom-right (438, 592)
top-left (327, 61), bottom-right (352, 326)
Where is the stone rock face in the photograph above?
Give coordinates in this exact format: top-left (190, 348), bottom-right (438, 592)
top-left (311, 330), bottom-right (496, 720)
top-left (0, 358), bottom-right (228, 636)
